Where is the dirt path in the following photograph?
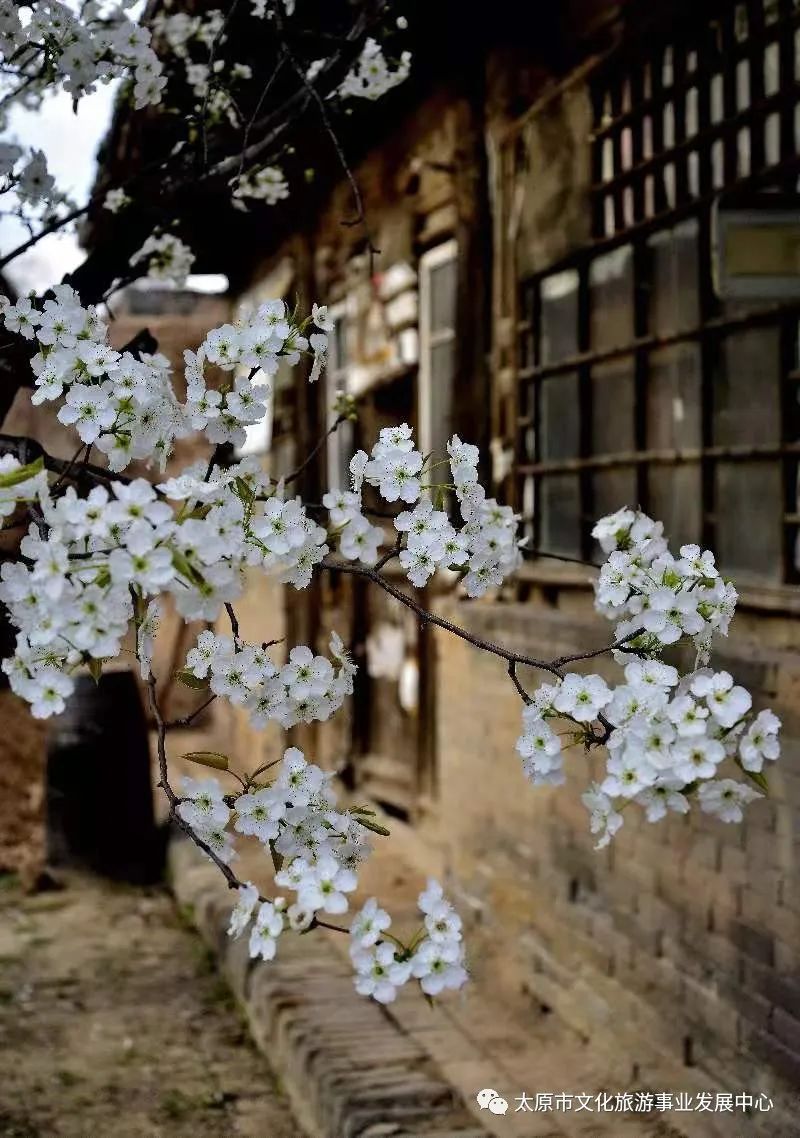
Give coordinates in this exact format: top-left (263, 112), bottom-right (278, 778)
top-left (0, 872), bottom-right (304, 1138)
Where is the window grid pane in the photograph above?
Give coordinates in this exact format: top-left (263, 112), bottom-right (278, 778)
top-left (516, 5), bottom-right (799, 584)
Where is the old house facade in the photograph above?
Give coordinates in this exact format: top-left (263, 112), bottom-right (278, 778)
top-left (216, 0), bottom-right (800, 1120)
top-left (58, 0), bottom-right (800, 1127)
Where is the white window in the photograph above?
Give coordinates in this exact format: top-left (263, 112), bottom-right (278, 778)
top-left (235, 367), bottom-right (274, 457)
top-left (325, 301), bottom-right (355, 491)
top-left (418, 240), bottom-right (458, 463)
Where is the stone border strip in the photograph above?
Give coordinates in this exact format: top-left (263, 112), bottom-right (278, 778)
top-left (168, 835), bottom-right (490, 1138)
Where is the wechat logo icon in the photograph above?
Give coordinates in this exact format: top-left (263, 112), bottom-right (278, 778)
top-left (476, 1088), bottom-right (509, 1115)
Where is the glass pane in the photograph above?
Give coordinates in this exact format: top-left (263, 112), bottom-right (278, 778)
top-left (712, 140), bottom-right (725, 188)
top-left (649, 219), bottom-right (699, 334)
top-left (621, 127), bottom-right (633, 170)
top-left (428, 339), bottom-right (455, 460)
top-left (766, 113), bottom-right (781, 165)
top-left (711, 75), bottom-right (724, 123)
top-left (764, 42), bottom-right (780, 96)
top-left (590, 246), bottom-right (633, 350)
top-left (429, 258), bottom-right (457, 333)
top-left (643, 116), bottom-right (653, 159)
top-left (540, 373), bottom-right (580, 461)
top-left (715, 327), bottom-right (781, 447)
top-left (715, 462), bottom-right (782, 583)
top-left (737, 128), bottom-right (751, 176)
top-left (329, 420), bottom-right (355, 492)
top-left (592, 357), bottom-right (635, 455)
top-left (540, 270), bottom-right (579, 364)
top-left (594, 469), bottom-right (637, 520)
top-left (592, 356), bottom-right (636, 528)
top-left (540, 475), bottom-right (581, 557)
top-left (647, 344), bottom-right (703, 546)
top-left (648, 344), bottom-right (702, 450)
top-left (713, 327), bottom-right (782, 582)
top-left (736, 60), bottom-right (750, 110)
top-left (330, 317), bottom-right (348, 371)
top-left (602, 138), bottom-right (614, 181)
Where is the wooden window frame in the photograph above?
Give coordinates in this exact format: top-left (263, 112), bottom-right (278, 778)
top-left (324, 300), bottom-right (351, 492)
top-left (418, 239), bottom-right (458, 460)
top-left (513, 1), bottom-right (800, 585)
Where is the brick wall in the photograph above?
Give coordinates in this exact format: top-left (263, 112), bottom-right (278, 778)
top-left (425, 585), bottom-right (800, 1125)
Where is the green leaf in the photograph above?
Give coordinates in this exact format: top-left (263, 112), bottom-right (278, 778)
top-left (0, 456), bottom-right (44, 490)
top-left (734, 756), bottom-right (770, 795)
top-left (87, 657), bottom-right (104, 685)
top-left (171, 551), bottom-right (205, 587)
top-left (746, 768), bottom-right (770, 794)
top-left (234, 476), bottom-right (255, 504)
top-left (182, 751), bottom-right (229, 771)
top-left (175, 669), bottom-right (209, 690)
top-left (356, 816), bottom-right (390, 837)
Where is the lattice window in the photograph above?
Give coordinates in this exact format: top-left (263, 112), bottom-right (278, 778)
top-left (325, 302), bottom-right (355, 492)
top-left (515, 0), bottom-right (800, 586)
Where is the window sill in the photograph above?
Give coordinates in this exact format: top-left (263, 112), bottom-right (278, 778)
top-left (515, 559), bottom-right (800, 614)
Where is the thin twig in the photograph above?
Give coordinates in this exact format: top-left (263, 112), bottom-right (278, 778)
top-left (165, 692), bottom-right (218, 730)
top-left (283, 413), bottom-right (346, 486)
top-left (551, 628), bottom-right (644, 669)
top-left (275, 5), bottom-right (380, 271)
top-left (225, 601), bottom-right (241, 645)
top-left (321, 557), bottom-right (565, 679)
top-left (200, 0), bottom-right (243, 172)
top-left (508, 661), bottom-right (533, 705)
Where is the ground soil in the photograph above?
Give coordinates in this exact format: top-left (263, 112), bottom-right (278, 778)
top-left (0, 871), bottom-right (304, 1138)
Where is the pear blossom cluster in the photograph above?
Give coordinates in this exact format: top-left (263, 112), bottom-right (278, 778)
top-left (514, 508), bottom-right (781, 847)
top-left (184, 745), bottom-right (376, 943)
top-left (149, 7), bottom-right (250, 126)
top-left (593, 507), bottom-right (738, 664)
top-left (180, 746), bottom-right (374, 880)
top-left (226, 872), bottom-right (467, 1006)
top-left (339, 37), bottom-right (412, 102)
top-left (184, 630), bottom-right (356, 730)
top-left (1, 285), bottom-right (190, 472)
top-left (183, 300), bottom-right (330, 448)
top-left (231, 165), bottom-right (290, 207)
top-left (0, 147), bottom-right (58, 213)
top-left (322, 428), bottom-right (524, 594)
top-left (0, 473), bottom-right (247, 716)
top-left (0, 1), bottom-right (165, 108)
top-left (129, 233), bottom-right (196, 288)
top-left (0, 447), bottom-right (332, 717)
top-left (103, 187), bottom-right (131, 214)
top-left (349, 880), bottom-right (467, 1004)
top-left (0, 290), bottom-right (324, 474)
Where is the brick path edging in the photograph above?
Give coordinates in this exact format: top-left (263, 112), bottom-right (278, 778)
top-left (168, 835), bottom-right (489, 1138)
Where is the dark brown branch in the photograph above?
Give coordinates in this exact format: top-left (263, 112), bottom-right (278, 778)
top-left (283, 413), bottom-right (346, 486)
top-left (320, 557), bottom-right (565, 680)
top-left (550, 628), bottom-right (644, 669)
top-left (508, 661), bottom-right (533, 705)
top-left (225, 601), bottom-right (241, 645)
top-left (275, 6), bottom-right (379, 271)
top-left (165, 692), bottom-right (218, 730)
